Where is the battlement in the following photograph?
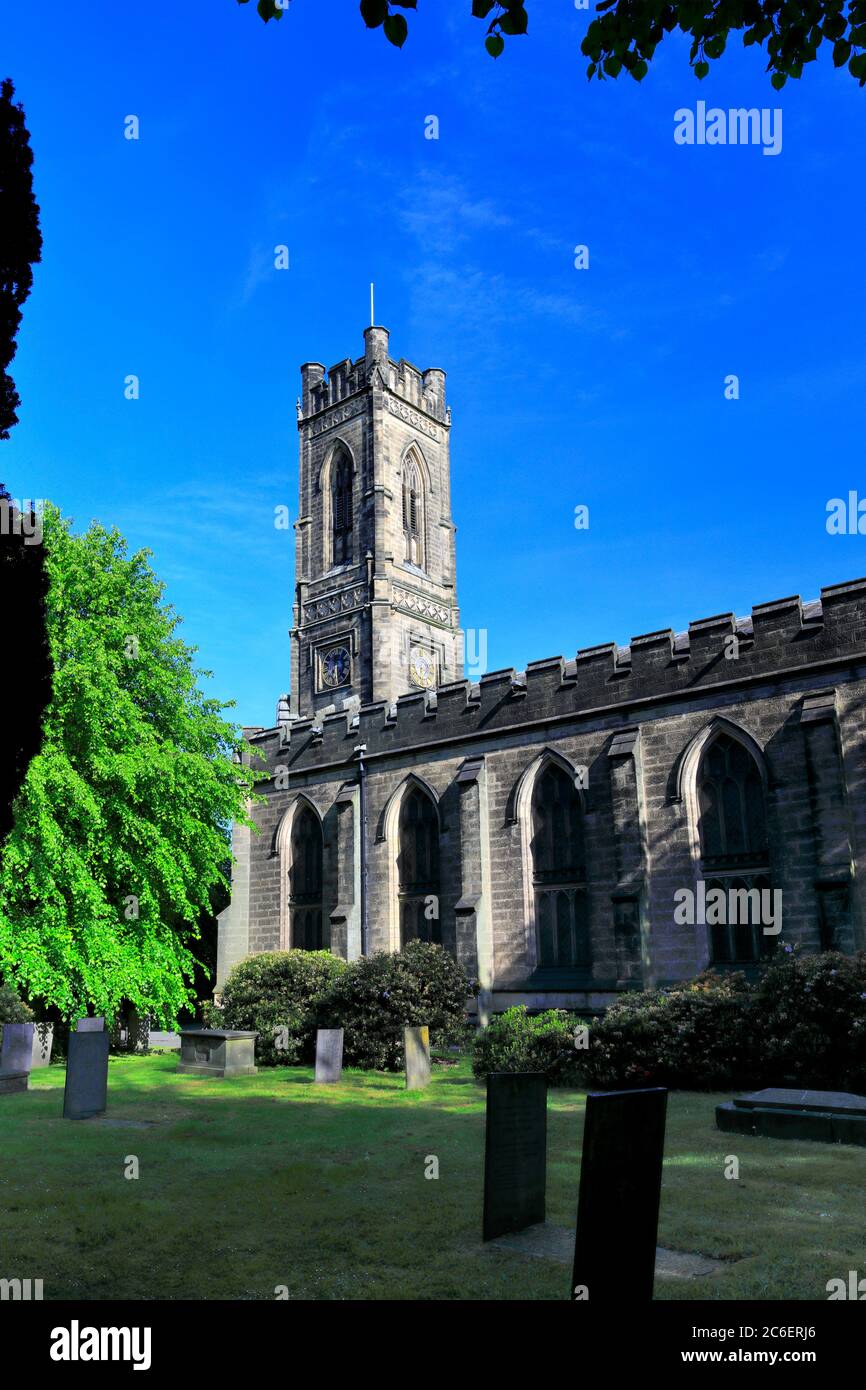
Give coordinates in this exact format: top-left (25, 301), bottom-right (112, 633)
top-left (299, 326), bottom-right (448, 422)
top-left (257, 578), bottom-right (866, 772)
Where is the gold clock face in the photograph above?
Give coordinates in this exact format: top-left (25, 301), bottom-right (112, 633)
top-left (321, 646), bottom-right (351, 688)
top-left (409, 646), bottom-right (436, 689)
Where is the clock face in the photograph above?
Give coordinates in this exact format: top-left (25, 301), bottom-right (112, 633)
top-left (321, 646), bottom-right (351, 689)
top-left (409, 646), bottom-right (436, 689)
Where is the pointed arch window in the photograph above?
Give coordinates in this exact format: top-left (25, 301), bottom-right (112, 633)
top-left (402, 459), bottom-right (424, 567)
top-left (696, 732), bottom-right (773, 965)
top-left (531, 763), bottom-right (589, 968)
top-left (331, 450), bottom-right (353, 566)
top-left (398, 785), bottom-right (440, 947)
top-left (289, 804), bottom-right (323, 950)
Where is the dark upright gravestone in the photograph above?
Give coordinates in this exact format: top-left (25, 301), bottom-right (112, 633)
top-left (315, 1028), bottom-right (344, 1084)
top-left (0, 1022), bottom-right (35, 1095)
top-left (483, 1072), bottom-right (547, 1242)
top-left (76, 1016), bottom-right (105, 1033)
top-left (404, 1026), bottom-right (431, 1090)
top-left (572, 1087), bottom-right (667, 1302)
top-left (63, 1030), bottom-right (110, 1119)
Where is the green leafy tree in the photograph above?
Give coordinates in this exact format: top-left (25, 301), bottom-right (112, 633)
top-left (238, 0), bottom-right (866, 87)
top-left (0, 505), bottom-right (261, 1023)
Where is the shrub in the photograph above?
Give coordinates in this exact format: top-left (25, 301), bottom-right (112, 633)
top-left (752, 947), bottom-right (866, 1092)
top-left (321, 941), bottom-right (475, 1071)
top-left (207, 950), bottom-right (347, 1066)
top-left (579, 972), bottom-right (757, 1091)
top-left (0, 980), bottom-right (33, 1024)
top-left (471, 1006), bottom-right (587, 1086)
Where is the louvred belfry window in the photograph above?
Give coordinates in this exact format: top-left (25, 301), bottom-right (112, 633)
top-left (332, 452), bottom-right (353, 565)
top-left (402, 460), bottom-right (423, 566)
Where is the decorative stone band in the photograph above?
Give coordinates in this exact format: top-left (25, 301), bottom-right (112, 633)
top-left (383, 392), bottom-right (441, 440)
top-left (305, 400), bottom-right (366, 439)
top-left (392, 584), bottom-right (451, 626)
top-left (304, 584), bottom-right (367, 625)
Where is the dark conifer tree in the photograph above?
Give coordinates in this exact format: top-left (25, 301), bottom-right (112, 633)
top-left (0, 80), bottom-right (49, 849)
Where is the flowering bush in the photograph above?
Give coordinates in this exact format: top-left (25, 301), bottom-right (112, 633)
top-left (752, 948), bottom-right (866, 1091)
top-left (470, 1005), bottom-right (587, 1085)
top-left (579, 972), bottom-right (757, 1091)
top-left (319, 941), bottom-right (475, 1071)
top-left (203, 950), bottom-right (346, 1066)
top-left (0, 980), bottom-right (33, 1024)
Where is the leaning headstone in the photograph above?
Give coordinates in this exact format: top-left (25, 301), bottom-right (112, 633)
top-left (572, 1087), bottom-right (667, 1302)
top-left (404, 1025), bottom-right (431, 1090)
top-left (63, 1030), bottom-right (110, 1119)
top-left (483, 1072), bottom-right (547, 1242)
top-left (0, 1022), bottom-right (35, 1095)
top-left (76, 1016), bottom-right (105, 1032)
top-left (315, 1028), bottom-right (344, 1084)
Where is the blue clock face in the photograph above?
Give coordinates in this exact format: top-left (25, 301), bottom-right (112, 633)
top-left (322, 646), bottom-right (351, 688)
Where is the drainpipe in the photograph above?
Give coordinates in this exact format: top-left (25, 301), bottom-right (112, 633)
top-left (355, 743), bottom-right (368, 957)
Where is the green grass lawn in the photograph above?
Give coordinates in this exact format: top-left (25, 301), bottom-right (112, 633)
top-left (1, 1054), bottom-right (863, 1300)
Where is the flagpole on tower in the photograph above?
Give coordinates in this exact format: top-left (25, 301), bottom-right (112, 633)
top-left (370, 282), bottom-right (374, 326)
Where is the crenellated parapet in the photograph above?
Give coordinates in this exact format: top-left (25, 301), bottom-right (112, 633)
top-left (261, 578), bottom-right (866, 774)
top-left (298, 325), bottom-right (448, 426)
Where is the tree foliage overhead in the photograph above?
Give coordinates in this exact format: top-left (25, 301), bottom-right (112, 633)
top-left (0, 506), bottom-right (261, 1022)
top-left (238, 0), bottom-right (866, 86)
top-left (0, 77), bottom-right (42, 444)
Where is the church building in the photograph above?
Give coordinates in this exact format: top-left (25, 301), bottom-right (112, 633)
top-left (217, 324), bottom-right (866, 1019)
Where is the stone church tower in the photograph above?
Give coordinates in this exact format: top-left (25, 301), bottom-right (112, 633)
top-left (289, 325), bottom-right (463, 721)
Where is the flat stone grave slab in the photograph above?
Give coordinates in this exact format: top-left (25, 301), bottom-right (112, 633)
top-left (736, 1088), bottom-right (866, 1114)
top-left (483, 1073), bottom-right (547, 1242)
top-left (404, 1025), bottom-right (431, 1090)
top-left (572, 1087), bottom-right (668, 1303)
top-left (76, 1016), bottom-right (105, 1032)
top-left (177, 1028), bottom-right (258, 1078)
top-left (486, 1223), bottom-right (727, 1280)
top-left (315, 1028), bottom-right (344, 1083)
top-left (0, 1071), bottom-right (29, 1096)
top-left (64, 1031), bottom-right (110, 1120)
top-left (717, 1088), bottom-right (866, 1146)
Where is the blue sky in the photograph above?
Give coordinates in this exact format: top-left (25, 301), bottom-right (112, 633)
top-left (3, 1), bottom-right (865, 727)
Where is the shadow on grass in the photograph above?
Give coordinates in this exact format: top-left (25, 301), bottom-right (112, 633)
top-left (4, 1059), bottom-right (864, 1302)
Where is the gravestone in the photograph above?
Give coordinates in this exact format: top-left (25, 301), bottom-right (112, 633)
top-left (0, 1022), bottom-right (35, 1095)
top-left (483, 1072), bottom-right (547, 1242)
top-left (177, 1028), bottom-right (258, 1078)
top-left (63, 1030), bottom-right (110, 1119)
top-left (404, 1025), bottom-right (431, 1090)
top-left (31, 1024), bottom-right (54, 1068)
top-left (315, 1028), bottom-right (344, 1084)
top-left (572, 1087), bottom-right (668, 1302)
top-left (717, 1087), bottom-right (866, 1146)
top-left (76, 1016), bottom-right (105, 1033)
